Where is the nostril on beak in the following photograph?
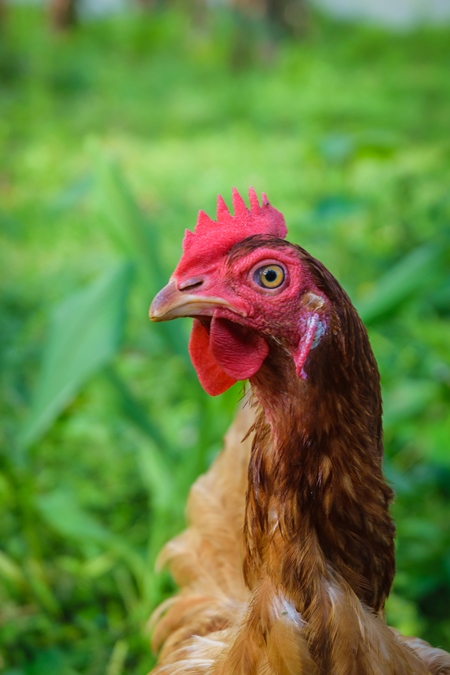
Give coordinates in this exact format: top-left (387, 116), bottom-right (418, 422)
top-left (179, 276), bottom-right (205, 292)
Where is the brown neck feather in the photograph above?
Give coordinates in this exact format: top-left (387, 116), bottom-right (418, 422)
top-left (244, 285), bottom-right (395, 615)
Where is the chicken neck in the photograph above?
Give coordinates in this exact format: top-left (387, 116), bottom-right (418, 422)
top-left (244, 312), bottom-right (396, 617)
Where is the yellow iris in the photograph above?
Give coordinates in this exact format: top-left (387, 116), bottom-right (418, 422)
top-left (257, 264), bottom-right (285, 289)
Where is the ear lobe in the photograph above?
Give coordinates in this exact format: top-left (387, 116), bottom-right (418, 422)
top-left (294, 313), bottom-right (326, 379)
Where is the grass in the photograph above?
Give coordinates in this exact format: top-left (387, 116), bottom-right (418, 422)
top-left (1, 4), bottom-right (450, 673)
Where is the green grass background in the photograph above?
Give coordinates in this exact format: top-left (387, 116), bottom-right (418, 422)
top-left (0, 4), bottom-right (449, 673)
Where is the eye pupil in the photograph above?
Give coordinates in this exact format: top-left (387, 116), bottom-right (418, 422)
top-left (264, 270), bottom-right (277, 283)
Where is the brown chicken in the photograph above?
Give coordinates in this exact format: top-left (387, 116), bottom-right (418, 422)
top-left (149, 188), bottom-right (450, 675)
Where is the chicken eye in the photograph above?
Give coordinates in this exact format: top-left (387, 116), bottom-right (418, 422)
top-left (255, 264), bottom-right (285, 289)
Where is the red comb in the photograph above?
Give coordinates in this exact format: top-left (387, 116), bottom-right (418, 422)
top-left (175, 188), bottom-right (287, 277)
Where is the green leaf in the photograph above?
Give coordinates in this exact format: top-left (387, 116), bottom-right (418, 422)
top-left (105, 366), bottom-right (168, 450)
top-left (36, 490), bottom-right (146, 586)
top-left (25, 649), bottom-right (67, 675)
top-left (383, 380), bottom-right (441, 430)
top-left (137, 440), bottom-right (173, 512)
top-left (25, 559), bottom-right (60, 615)
top-left (95, 158), bottom-right (188, 361)
top-left (48, 174), bottom-right (93, 215)
top-left (106, 639), bottom-right (129, 675)
top-left (20, 261), bottom-right (132, 450)
top-left (37, 491), bottom-right (112, 543)
top-left (419, 416), bottom-right (450, 466)
top-left (0, 549), bottom-right (26, 588)
top-left (95, 160), bottom-right (163, 279)
top-left (385, 592), bottom-right (424, 638)
top-left (358, 244), bottom-right (443, 324)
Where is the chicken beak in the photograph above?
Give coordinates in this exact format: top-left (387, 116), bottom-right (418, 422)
top-left (149, 279), bottom-right (238, 322)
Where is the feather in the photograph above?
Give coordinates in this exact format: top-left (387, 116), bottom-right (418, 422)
top-left (149, 400), bottom-right (449, 674)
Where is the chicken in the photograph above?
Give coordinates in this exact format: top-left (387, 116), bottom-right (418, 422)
top-left (148, 188), bottom-right (450, 675)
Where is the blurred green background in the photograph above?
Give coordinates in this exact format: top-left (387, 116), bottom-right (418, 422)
top-left (0, 1), bottom-right (449, 673)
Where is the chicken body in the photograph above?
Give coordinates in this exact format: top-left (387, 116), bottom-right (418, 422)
top-left (149, 189), bottom-right (450, 675)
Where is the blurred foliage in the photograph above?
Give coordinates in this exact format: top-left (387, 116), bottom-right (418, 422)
top-left (0, 2), bottom-right (450, 673)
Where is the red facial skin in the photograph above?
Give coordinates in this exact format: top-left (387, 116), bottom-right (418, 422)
top-left (170, 240), bottom-right (329, 395)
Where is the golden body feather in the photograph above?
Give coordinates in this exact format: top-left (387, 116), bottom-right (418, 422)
top-left (149, 404), bottom-right (450, 675)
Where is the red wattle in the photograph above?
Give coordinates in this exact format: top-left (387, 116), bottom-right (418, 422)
top-left (189, 319), bottom-right (236, 396)
top-left (188, 317), bottom-right (269, 396)
top-left (210, 317), bottom-right (269, 380)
